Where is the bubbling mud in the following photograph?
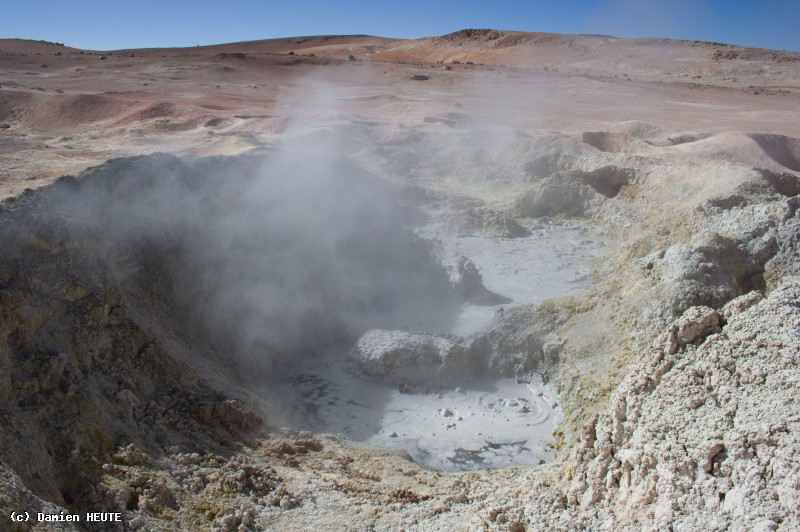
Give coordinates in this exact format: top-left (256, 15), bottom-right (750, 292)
top-left (269, 225), bottom-right (602, 471)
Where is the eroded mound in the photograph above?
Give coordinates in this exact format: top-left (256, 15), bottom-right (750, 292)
top-left (749, 133), bottom-right (800, 172)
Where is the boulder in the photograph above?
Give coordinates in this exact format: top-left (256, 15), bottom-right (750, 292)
top-left (349, 329), bottom-right (485, 389)
top-left (476, 303), bottom-right (568, 376)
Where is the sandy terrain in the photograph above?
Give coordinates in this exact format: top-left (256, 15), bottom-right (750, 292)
top-left (1, 32), bottom-right (798, 198)
top-left (1, 30), bottom-right (799, 531)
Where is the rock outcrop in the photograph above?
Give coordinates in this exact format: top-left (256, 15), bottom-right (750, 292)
top-left (349, 329), bottom-right (484, 389)
top-left (557, 282), bottom-right (800, 529)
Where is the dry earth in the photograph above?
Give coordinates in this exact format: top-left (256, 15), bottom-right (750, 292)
top-left (0, 30), bottom-right (799, 531)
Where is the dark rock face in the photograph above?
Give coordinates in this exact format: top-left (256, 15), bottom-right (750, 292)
top-left (0, 176), bottom-right (260, 511)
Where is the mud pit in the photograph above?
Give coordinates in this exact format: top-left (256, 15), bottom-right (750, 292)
top-left (273, 368), bottom-right (562, 472)
top-left (2, 151), bottom-right (600, 475)
top-left (270, 223), bottom-right (600, 471)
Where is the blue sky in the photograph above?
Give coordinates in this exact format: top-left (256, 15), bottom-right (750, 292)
top-left (2, 0), bottom-right (798, 52)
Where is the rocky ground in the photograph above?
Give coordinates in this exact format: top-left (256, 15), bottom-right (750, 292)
top-left (0, 31), bottom-right (799, 530)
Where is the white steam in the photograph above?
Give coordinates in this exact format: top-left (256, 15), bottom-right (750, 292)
top-left (41, 149), bottom-right (461, 378)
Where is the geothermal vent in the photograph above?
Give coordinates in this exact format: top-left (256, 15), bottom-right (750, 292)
top-left (0, 151), bottom-right (599, 484)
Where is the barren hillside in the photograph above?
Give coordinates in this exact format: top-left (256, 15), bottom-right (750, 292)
top-left (1, 30), bottom-right (798, 531)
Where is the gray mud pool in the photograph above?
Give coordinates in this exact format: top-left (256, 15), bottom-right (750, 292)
top-left (271, 220), bottom-right (603, 471)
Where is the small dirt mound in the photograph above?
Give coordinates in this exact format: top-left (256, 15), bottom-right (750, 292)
top-left (581, 131), bottom-right (628, 153)
top-left (703, 194), bottom-right (748, 211)
top-left (439, 29), bottom-right (503, 42)
top-left (609, 120), bottom-right (663, 140)
top-left (513, 165), bottom-right (635, 217)
top-left (24, 93), bottom-right (133, 128)
top-left (204, 117), bottom-right (226, 128)
top-left (0, 91), bottom-right (36, 122)
top-left (578, 166), bottom-right (636, 198)
top-left (441, 207), bottom-right (530, 238)
top-left (423, 116), bottom-right (456, 128)
top-left (523, 154), bottom-right (566, 179)
top-left (137, 101), bottom-right (176, 120)
top-left (749, 134), bottom-right (800, 172)
top-left (667, 132), bottom-right (713, 146)
top-left (513, 178), bottom-right (594, 218)
top-left (758, 168), bottom-right (800, 197)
